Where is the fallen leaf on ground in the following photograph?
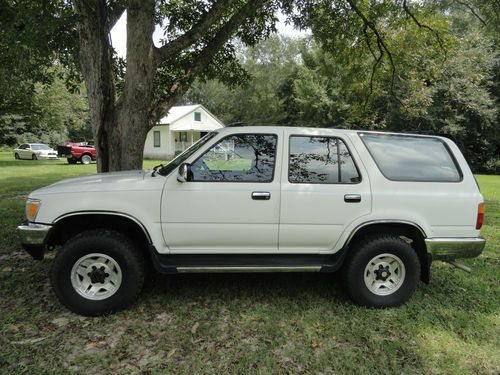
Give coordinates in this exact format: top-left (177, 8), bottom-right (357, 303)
top-left (11, 336), bottom-right (48, 345)
top-left (167, 348), bottom-right (177, 358)
top-left (191, 322), bottom-right (199, 334)
top-left (51, 317), bottom-right (70, 328)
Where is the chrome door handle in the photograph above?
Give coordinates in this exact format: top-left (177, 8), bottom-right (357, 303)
top-left (344, 194), bottom-right (361, 203)
top-left (252, 191), bottom-right (271, 200)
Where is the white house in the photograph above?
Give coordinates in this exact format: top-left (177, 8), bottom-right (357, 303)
top-left (143, 104), bottom-right (225, 159)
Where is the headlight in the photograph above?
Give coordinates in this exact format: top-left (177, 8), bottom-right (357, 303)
top-left (26, 199), bottom-right (41, 222)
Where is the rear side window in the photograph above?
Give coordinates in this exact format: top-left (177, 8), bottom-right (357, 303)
top-left (360, 133), bottom-right (462, 182)
top-left (289, 136), bottom-right (361, 184)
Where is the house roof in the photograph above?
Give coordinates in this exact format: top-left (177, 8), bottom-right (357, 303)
top-left (159, 104), bottom-right (201, 124)
top-left (158, 104), bottom-right (225, 132)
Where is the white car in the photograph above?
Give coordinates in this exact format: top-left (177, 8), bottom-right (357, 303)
top-left (14, 143), bottom-right (59, 160)
top-left (17, 126), bottom-right (485, 316)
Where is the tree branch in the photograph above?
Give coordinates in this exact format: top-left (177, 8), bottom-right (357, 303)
top-left (107, 1), bottom-right (125, 30)
top-left (150, 0), bottom-right (268, 122)
top-left (154, 0), bottom-right (234, 63)
top-left (453, 0), bottom-right (487, 26)
top-left (362, 24), bottom-right (383, 107)
top-left (402, 0), bottom-right (446, 57)
top-left (346, 0), bottom-right (397, 94)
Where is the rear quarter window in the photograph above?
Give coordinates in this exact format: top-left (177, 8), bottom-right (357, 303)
top-left (359, 133), bottom-right (462, 182)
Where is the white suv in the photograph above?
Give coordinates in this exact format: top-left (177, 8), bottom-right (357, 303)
top-left (17, 127), bottom-right (485, 315)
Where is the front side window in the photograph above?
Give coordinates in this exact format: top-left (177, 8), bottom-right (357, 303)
top-left (153, 131), bottom-right (160, 147)
top-left (191, 134), bottom-right (277, 182)
top-left (289, 136), bottom-right (361, 184)
top-left (360, 133), bottom-right (462, 182)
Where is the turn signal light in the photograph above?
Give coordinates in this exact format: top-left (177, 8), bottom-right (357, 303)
top-left (26, 200), bottom-right (41, 222)
top-left (476, 203), bottom-right (484, 230)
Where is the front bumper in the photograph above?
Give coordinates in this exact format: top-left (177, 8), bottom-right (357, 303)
top-left (17, 223), bottom-right (52, 260)
top-left (37, 154), bottom-right (59, 160)
top-left (425, 237), bottom-right (485, 261)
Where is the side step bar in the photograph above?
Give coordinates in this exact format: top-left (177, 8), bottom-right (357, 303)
top-left (176, 265), bottom-right (322, 273)
top-left (148, 247), bottom-right (348, 274)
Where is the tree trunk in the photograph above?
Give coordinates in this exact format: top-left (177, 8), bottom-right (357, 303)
top-left (74, 0), bottom-right (156, 172)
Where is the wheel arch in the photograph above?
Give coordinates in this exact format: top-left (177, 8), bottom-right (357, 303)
top-left (343, 220), bottom-right (430, 283)
top-left (47, 211), bottom-right (153, 262)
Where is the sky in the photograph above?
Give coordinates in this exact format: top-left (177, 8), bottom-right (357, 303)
top-left (110, 12), bottom-right (308, 59)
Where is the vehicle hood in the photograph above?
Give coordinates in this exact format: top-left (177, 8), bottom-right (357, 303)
top-left (30, 170), bottom-right (161, 195)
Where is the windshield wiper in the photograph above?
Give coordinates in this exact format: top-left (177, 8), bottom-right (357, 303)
top-left (152, 164), bottom-right (164, 177)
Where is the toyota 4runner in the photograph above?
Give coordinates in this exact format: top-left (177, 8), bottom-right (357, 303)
top-left (17, 127), bottom-right (486, 316)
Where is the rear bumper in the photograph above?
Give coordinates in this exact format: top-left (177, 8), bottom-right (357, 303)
top-left (16, 223), bottom-right (52, 260)
top-left (425, 237), bottom-right (485, 260)
top-left (38, 155), bottom-right (59, 160)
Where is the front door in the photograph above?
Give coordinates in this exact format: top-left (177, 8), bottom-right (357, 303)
top-left (161, 129), bottom-right (282, 252)
top-left (279, 130), bottom-right (372, 252)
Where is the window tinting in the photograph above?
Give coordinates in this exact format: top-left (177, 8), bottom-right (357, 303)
top-left (191, 134), bottom-right (277, 182)
top-left (153, 131), bottom-right (160, 147)
top-left (289, 136), bottom-right (361, 184)
top-left (360, 133), bottom-right (462, 182)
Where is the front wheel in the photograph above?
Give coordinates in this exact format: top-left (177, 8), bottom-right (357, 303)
top-left (32, 153), bottom-right (37, 160)
top-left (14, 153), bottom-right (20, 160)
top-left (342, 235), bottom-right (420, 308)
top-left (50, 229), bottom-right (145, 316)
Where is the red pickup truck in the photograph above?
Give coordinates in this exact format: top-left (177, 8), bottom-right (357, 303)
top-left (57, 141), bottom-right (97, 165)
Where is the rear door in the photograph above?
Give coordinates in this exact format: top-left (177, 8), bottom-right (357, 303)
top-left (279, 129), bottom-right (372, 252)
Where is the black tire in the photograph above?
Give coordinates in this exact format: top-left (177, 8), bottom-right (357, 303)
top-left (32, 153), bottom-right (37, 160)
top-left (50, 229), bottom-right (145, 316)
top-left (14, 153), bottom-right (19, 160)
top-left (67, 158), bottom-right (77, 164)
top-left (342, 235), bottom-right (420, 308)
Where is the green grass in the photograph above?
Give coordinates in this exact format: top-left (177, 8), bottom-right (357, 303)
top-left (0, 151), bottom-right (499, 374)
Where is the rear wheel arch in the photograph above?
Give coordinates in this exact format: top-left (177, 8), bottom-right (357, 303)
top-left (343, 221), bottom-right (430, 283)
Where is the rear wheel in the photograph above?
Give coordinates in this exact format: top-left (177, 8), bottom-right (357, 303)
top-left (32, 153), bottom-right (37, 160)
top-left (50, 229), bottom-right (145, 316)
top-left (67, 157), bottom-right (77, 164)
top-left (80, 154), bottom-right (92, 165)
top-left (342, 235), bottom-right (420, 308)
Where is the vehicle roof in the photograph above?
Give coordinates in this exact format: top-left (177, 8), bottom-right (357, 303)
top-left (217, 126), bottom-right (446, 140)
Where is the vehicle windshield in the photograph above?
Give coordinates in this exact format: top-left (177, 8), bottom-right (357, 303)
top-left (31, 144), bottom-right (51, 151)
top-left (158, 132), bottom-right (218, 176)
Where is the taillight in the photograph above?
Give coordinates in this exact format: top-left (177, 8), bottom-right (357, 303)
top-left (476, 203), bottom-right (484, 230)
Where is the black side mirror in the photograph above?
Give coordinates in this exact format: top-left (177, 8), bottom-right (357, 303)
top-left (177, 163), bottom-right (192, 182)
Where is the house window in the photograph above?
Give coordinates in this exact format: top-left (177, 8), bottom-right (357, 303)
top-left (153, 131), bottom-right (160, 147)
top-left (180, 132), bottom-right (188, 142)
top-left (194, 111), bottom-right (201, 122)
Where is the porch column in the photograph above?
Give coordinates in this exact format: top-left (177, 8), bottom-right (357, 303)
top-left (190, 131), bottom-right (194, 146)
